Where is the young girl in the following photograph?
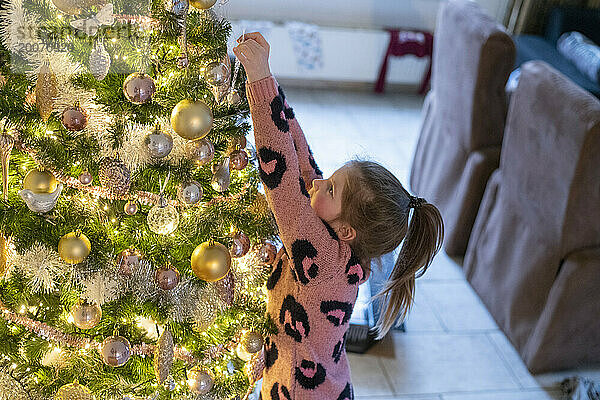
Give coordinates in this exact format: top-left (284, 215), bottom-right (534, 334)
top-left (233, 32), bottom-right (444, 400)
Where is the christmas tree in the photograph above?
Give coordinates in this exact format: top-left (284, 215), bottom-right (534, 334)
top-left (0, 0), bottom-right (279, 398)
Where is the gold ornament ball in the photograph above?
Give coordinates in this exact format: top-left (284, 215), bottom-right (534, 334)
top-left (170, 99), bottom-right (213, 141)
top-left (54, 381), bottom-right (95, 400)
top-left (71, 301), bottom-right (102, 329)
top-left (58, 231), bottom-right (91, 264)
top-left (191, 241), bottom-right (231, 282)
top-left (23, 169), bottom-right (58, 194)
top-left (101, 335), bottom-right (131, 367)
top-left (243, 331), bottom-right (264, 354)
top-left (189, 0), bottom-right (216, 10)
top-left (187, 367), bottom-right (214, 394)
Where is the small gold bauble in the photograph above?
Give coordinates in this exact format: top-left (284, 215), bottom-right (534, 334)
top-left (242, 331), bottom-right (264, 354)
top-left (23, 169), bottom-right (57, 194)
top-left (54, 380), bottom-right (95, 400)
top-left (170, 99), bottom-right (213, 141)
top-left (191, 241), bottom-right (231, 282)
top-left (189, 0), bottom-right (216, 10)
top-left (187, 367), bottom-right (214, 394)
top-left (58, 231), bottom-right (91, 264)
top-left (71, 301), bottom-right (102, 329)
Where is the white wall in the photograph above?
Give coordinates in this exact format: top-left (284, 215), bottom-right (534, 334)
top-left (222, 0), bottom-right (511, 85)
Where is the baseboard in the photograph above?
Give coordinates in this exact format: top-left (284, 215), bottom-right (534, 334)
top-left (277, 78), bottom-right (424, 94)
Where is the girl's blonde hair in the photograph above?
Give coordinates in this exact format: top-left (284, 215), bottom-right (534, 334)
top-left (339, 159), bottom-right (444, 340)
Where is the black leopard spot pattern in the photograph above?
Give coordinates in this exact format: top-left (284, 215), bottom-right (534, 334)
top-left (322, 219), bottom-right (339, 241)
top-left (278, 86), bottom-right (296, 120)
top-left (291, 239), bottom-right (319, 284)
top-left (270, 95), bottom-right (290, 133)
top-left (337, 383), bottom-right (354, 400)
top-left (332, 332), bottom-right (347, 363)
top-left (258, 147), bottom-right (287, 190)
top-left (270, 382), bottom-right (292, 400)
top-left (266, 259), bottom-right (283, 290)
top-left (299, 175), bottom-right (310, 198)
top-left (308, 146), bottom-right (323, 177)
top-left (345, 250), bottom-right (363, 285)
top-left (320, 300), bottom-right (353, 327)
top-left (264, 337), bottom-right (278, 369)
top-left (279, 295), bottom-right (310, 342)
top-left (294, 359), bottom-right (327, 390)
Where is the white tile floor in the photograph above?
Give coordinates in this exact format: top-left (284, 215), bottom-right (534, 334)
top-left (271, 85), bottom-right (600, 399)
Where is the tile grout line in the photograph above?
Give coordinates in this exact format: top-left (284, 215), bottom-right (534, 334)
top-left (376, 353), bottom-right (398, 396)
top-left (484, 331), bottom-right (526, 390)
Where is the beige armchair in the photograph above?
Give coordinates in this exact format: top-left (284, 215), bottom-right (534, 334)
top-left (464, 61), bottom-right (600, 373)
top-left (409, 0), bottom-right (515, 256)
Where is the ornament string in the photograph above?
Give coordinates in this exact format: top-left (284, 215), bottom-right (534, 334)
top-left (229, 27), bottom-right (245, 94)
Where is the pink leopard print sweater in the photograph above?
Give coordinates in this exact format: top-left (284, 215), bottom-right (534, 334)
top-left (246, 76), bottom-right (370, 400)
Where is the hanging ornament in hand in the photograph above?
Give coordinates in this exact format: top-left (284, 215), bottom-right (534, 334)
top-left (144, 126), bottom-right (173, 159)
top-left (117, 248), bottom-right (142, 276)
top-left (170, 99), bottom-right (213, 141)
top-left (229, 149), bottom-right (248, 170)
top-left (178, 181), bottom-right (202, 205)
top-left (61, 104), bottom-right (87, 131)
top-left (0, 133), bottom-right (14, 201)
top-left (147, 197), bottom-right (179, 235)
top-left (154, 328), bottom-right (174, 385)
top-left (242, 331), bottom-right (264, 354)
top-left (230, 231), bottom-right (250, 258)
top-left (211, 156), bottom-right (230, 192)
top-left (258, 241), bottom-right (277, 265)
top-left (187, 367), bottom-right (214, 395)
top-left (36, 61), bottom-right (57, 122)
top-left (89, 39), bottom-right (110, 80)
top-left (155, 265), bottom-right (180, 290)
top-left (79, 171), bottom-right (93, 186)
top-left (191, 240), bottom-right (231, 282)
top-left (71, 301), bottom-right (102, 329)
top-left (204, 61), bottom-right (230, 87)
top-left (54, 381), bottom-right (95, 400)
top-left (186, 137), bottom-right (214, 166)
top-left (99, 157), bottom-right (131, 196)
top-left (101, 332), bottom-right (131, 367)
top-left (58, 231), bottom-right (91, 264)
top-left (123, 73), bottom-right (156, 105)
top-left (189, 0), bottom-right (216, 9)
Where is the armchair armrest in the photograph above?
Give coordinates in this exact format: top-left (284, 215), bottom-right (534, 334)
top-left (545, 6), bottom-right (600, 46)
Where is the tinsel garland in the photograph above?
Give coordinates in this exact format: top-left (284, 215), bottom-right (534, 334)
top-left (13, 136), bottom-right (254, 207)
top-left (0, 296), bottom-right (252, 366)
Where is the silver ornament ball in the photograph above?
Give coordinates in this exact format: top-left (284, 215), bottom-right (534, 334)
top-left (147, 202), bottom-right (179, 235)
top-left (144, 129), bottom-right (173, 159)
top-left (187, 137), bottom-right (214, 166)
top-left (187, 367), bottom-right (214, 394)
top-left (178, 181), bottom-right (203, 205)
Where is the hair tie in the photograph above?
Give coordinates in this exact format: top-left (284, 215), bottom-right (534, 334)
top-left (408, 195), bottom-right (425, 210)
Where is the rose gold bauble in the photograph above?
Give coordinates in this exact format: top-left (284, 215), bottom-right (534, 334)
top-left (229, 149), bottom-right (248, 170)
top-left (123, 72), bottom-right (156, 105)
top-left (124, 200), bottom-right (138, 215)
top-left (61, 106), bottom-right (87, 131)
top-left (258, 242), bottom-right (277, 265)
top-left (78, 171), bottom-right (93, 186)
top-left (191, 241), bottom-right (231, 282)
top-left (101, 334), bottom-right (131, 367)
top-left (230, 232), bottom-right (250, 258)
top-left (117, 248), bottom-right (141, 276)
top-left (155, 265), bottom-right (180, 290)
top-left (71, 301), bottom-right (102, 329)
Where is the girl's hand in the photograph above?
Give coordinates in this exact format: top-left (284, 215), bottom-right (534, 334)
top-left (233, 32), bottom-right (272, 83)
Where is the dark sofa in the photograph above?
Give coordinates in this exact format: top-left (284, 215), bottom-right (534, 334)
top-left (514, 6), bottom-right (600, 98)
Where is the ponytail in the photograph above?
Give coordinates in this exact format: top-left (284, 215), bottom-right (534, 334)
top-left (373, 201), bottom-right (444, 340)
